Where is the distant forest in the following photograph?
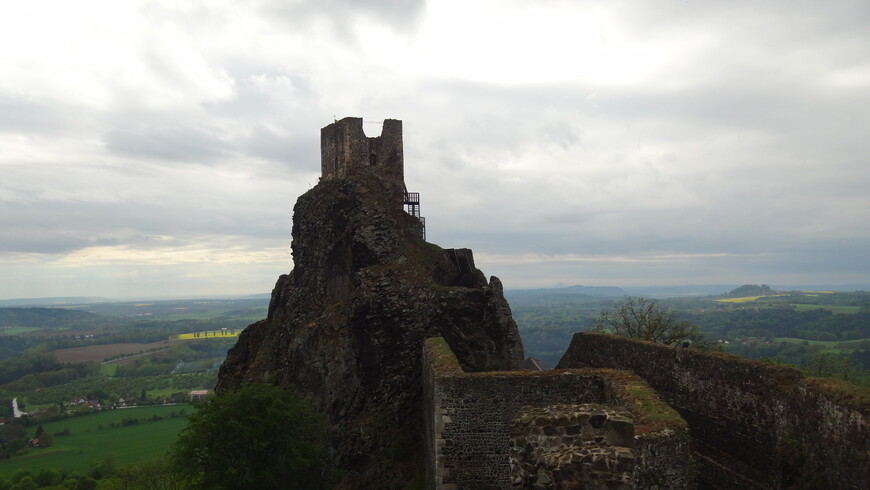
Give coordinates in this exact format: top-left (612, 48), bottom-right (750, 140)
top-left (509, 287), bottom-right (870, 386)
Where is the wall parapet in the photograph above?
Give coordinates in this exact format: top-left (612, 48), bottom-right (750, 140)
top-left (422, 337), bottom-right (694, 489)
top-left (557, 332), bottom-right (870, 489)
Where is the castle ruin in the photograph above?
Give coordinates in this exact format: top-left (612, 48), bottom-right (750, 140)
top-left (321, 117), bottom-right (425, 238)
top-left (218, 117), bottom-right (870, 489)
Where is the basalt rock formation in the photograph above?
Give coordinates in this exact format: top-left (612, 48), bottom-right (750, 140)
top-left (216, 118), bottom-right (524, 487)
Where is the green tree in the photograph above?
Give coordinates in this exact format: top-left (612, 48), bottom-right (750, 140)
top-left (170, 383), bottom-right (331, 490)
top-left (10, 476), bottom-right (36, 490)
top-left (9, 470), bottom-right (31, 485)
top-left (34, 469), bottom-right (62, 487)
top-left (88, 453), bottom-right (117, 480)
top-left (98, 457), bottom-right (189, 490)
top-left (593, 296), bottom-right (709, 347)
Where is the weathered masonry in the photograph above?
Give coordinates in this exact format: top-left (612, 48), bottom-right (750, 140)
top-left (422, 337), bottom-right (695, 489)
top-left (320, 116), bottom-right (425, 238)
top-left (558, 332), bottom-right (870, 489)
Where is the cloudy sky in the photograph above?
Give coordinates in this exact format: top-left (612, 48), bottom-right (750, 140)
top-left (2, 0), bottom-right (869, 299)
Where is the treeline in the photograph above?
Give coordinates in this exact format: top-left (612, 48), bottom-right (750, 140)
top-left (1, 362), bottom-right (99, 397)
top-left (112, 339), bottom-right (235, 378)
top-left (511, 290), bottom-right (870, 374)
top-left (50, 318), bottom-right (252, 349)
top-left (0, 346), bottom-right (62, 385)
top-left (0, 338), bottom-right (227, 395)
top-left (0, 307), bottom-right (105, 330)
top-left (726, 339), bottom-right (870, 379)
top-left (686, 307), bottom-right (870, 341)
top-left (512, 299), bottom-right (609, 368)
top-left (0, 455), bottom-right (125, 488)
top-left (1, 317), bottom-right (249, 364)
top-left (1, 341), bottom-right (227, 421)
top-left (3, 371), bottom-right (215, 420)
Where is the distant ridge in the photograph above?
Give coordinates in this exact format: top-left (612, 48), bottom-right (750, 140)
top-left (505, 285), bottom-right (626, 297)
top-left (0, 297), bottom-right (109, 307)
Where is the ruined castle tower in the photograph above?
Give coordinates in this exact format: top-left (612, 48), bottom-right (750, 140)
top-left (321, 116), bottom-right (425, 238)
top-left (217, 117), bottom-right (522, 487)
top-left (320, 117), bottom-right (404, 186)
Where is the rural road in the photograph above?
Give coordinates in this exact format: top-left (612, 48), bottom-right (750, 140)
top-left (11, 397), bottom-right (25, 418)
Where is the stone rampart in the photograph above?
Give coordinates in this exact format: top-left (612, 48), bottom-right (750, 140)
top-left (557, 332), bottom-right (870, 489)
top-left (422, 337), bottom-right (694, 489)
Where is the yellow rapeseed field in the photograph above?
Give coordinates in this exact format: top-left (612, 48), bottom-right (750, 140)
top-left (173, 330), bottom-right (240, 340)
top-left (715, 294), bottom-right (786, 303)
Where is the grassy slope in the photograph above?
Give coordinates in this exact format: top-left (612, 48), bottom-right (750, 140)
top-left (0, 405), bottom-right (190, 474)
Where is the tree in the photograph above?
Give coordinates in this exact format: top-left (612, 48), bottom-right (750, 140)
top-left (87, 452), bottom-right (116, 480)
top-left (99, 457), bottom-right (189, 490)
top-left (33, 469), bottom-right (61, 488)
top-left (10, 476), bottom-right (36, 490)
top-left (170, 383), bottom-right (332, 490)
top-left (593, 296), bottom-right (709, 347)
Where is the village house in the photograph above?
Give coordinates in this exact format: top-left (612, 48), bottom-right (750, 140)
top-left (189, 390), bottom-right (209, 401)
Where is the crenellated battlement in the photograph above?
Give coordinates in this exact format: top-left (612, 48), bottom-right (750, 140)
top-left (320, 117), bottom-right (404, 186)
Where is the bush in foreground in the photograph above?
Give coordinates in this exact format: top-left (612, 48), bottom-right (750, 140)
top-left (170, 383), bottom-right (331, 489)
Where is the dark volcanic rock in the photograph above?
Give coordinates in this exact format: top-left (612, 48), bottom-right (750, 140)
top-left (217, 173), bottom-right (524, 487)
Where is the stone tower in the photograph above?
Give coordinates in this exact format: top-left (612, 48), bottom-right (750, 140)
top-left (321, 116), bottom-right (425, 238)
top-left (320, 117), bottom-right (404, 188)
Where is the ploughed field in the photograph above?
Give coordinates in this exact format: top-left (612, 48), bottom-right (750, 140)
top-left (53, 342), bottom-right (172, 364)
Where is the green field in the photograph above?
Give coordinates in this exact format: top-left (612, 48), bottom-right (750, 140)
top-left (0, 326), bottom-right (43, 335)
top-left (791, 304), bottom-right (861, 314)
top-left (99, 364), bottom-right (119, 376)
top-left (0, 405), bottom-right (190, 475)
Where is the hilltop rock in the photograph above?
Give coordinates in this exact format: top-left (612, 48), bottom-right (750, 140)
top-left (727, 284), bottom-right (773, 297)
top-left (217, 170), bottom-right (524, 486)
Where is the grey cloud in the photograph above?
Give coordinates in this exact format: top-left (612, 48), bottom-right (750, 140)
top-left (0, 231), bottom-right (91, 255)
top-left (243, 125), bottom-right (318, 169)
top-left (0, 96), bottom-right (69, 134)
top-left (0, 232), bottom-right (174, 256)
top-left (103, 125), bottom-right (227, 162)
top-left (262, 0), bottom-right (425, 38)
top-left (0, 196), bottom-right (287, 256)
top-left (4, 1), bottom-right (870, 297)
top-left (206, 72), bottom-right (312, 118)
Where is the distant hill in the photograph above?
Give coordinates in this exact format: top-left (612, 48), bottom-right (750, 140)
top-left (507, 285), bottom-right (625, 296)
top-left (0, 297), bottom-right (108, 307)
top-left (727, 284), bottom-right (773, 297)
top-left (505, 285), bottom-right (626, 305)
top-left (622, 285), bottom-right (737, 298)
top-left (0, 307), bottom-right (103, 329)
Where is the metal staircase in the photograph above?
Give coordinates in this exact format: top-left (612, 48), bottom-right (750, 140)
top-left (403, 192), bottom-right (426, 240)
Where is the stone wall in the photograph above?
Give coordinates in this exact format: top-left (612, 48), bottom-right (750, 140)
top-left (422, 337), bottom-right (694, 489)
top-left (510, 405), bottom-right (636, 488)
top-left (557, 332), bottom-right (870, 489)
top-left (320, 117), bottom-right (403, 187)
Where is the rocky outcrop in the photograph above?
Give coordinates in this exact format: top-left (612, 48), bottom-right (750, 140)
top-left (217, 172), bottom-right (524, 487)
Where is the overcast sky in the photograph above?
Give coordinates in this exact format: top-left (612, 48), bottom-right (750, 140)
top-left (2, 0), bottom-right (869, 299)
